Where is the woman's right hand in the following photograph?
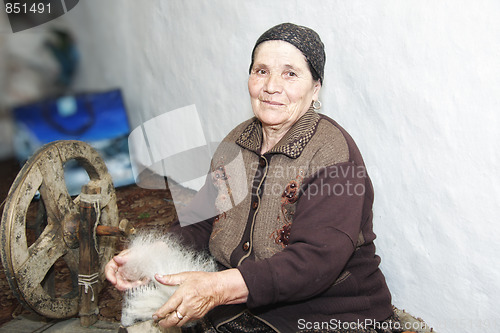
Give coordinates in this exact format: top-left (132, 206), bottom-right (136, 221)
top-left (104, 250), bottom-right (149, 291)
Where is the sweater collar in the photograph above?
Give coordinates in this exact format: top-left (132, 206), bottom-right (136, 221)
top-left (236, 107), bottom-right (320, 159)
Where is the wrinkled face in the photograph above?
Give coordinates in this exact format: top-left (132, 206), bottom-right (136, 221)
top-left (248, 40), bottom-right (321, 129)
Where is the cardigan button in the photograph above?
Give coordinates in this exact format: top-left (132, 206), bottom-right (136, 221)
top-left (242, 241), bottom-right (250, 251)
top-left (252, 201), bottom-right (258, 209)
top-left (259, 157), bottom-right (266, 168)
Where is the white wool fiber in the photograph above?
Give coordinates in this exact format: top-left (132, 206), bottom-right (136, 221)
top-left (120, 232), bottom-right (217, 327)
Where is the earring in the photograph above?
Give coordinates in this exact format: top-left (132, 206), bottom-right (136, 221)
top-left (312, 100), bottom-right (322, 110)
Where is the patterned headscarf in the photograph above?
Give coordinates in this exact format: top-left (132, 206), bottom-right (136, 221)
top-left (249, 23), bottom-right (326, 84)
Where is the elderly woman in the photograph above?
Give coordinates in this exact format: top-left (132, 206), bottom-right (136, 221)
top-left (106, 23), bottom-right (395, 332)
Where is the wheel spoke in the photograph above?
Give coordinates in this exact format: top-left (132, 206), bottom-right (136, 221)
top-left (64, 248), bottom-right (79, 274)
top-left (63, 248), bottom-right (80, 297)
top-left (36, 148), bottom-right (77, 226)
top-left (15, 225), bottom-right (67, 292)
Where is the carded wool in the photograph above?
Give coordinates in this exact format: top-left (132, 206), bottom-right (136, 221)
top-left (120, 232), bottom-right (217, 327)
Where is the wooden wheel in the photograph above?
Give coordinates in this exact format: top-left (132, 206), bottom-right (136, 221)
top-left (0, 140), bottom-right (119, 318)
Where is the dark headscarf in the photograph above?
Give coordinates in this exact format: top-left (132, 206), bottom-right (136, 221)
top-left (249, 23), bottom-right (326, 84)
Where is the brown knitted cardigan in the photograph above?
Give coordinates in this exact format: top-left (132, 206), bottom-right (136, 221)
top-left (168, 108), bottom-right (393, 332)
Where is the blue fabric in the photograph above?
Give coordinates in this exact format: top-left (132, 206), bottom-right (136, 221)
top-left (13, 89), bottom-right (129, 143)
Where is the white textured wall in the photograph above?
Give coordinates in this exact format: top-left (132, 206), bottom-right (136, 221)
top-left (63, 1), bottom-right (500, 332)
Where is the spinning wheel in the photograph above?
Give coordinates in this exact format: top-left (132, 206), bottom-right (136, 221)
top-left (0, 140), bottom-right (130, 325)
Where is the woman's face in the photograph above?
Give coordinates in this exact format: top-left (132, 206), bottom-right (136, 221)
top-left (248, 40), bottom-right (321, 129)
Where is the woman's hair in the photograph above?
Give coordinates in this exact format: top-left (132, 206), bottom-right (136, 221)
top-left (306, 61), bottom-right (322, 83)
top-left (249, 23), bottom-right (326, 84)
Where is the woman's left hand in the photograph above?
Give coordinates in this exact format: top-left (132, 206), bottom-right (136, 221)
top-left (153, 268), bottom-right (249, 328)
